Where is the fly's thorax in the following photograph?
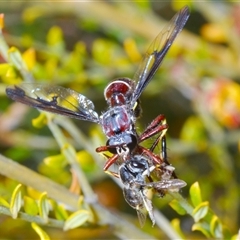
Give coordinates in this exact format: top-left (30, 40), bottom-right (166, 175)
top-left (100, 105), bottom-right (133, 137)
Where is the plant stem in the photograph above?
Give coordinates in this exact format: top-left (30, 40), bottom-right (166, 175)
top-left (0, 153), bottom-right (79, 209)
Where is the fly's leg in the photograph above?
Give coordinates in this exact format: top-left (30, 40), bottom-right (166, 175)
top-left (139, 114), bottom-right (168, 143)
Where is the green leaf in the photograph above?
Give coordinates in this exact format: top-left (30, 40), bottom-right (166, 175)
top-left (22, 6), bottom-right (45, 23)
top-left (192, 201), bottom-right (209, 222)
top-left (92, 39), bottom-right (117, 65)
top-left (0, 63), bottom-right (11, 75)
top-left (0, 197), bottom-right (10, 208)
top-left (76, 150), bottom-right (96, 172)
top-left (38, 192), bottom-right (49, 223)
top-left (172, 1), bottom-right (193, 11)
top-left (210, 215), bottom-right (223, 238)
top-left (231, 233), bottom-right (240, 240)
top-left (180, 116), bottom-right (207, 150)
top-left (6, 66), bottom-right (17, 78)
top-left (31, 222), bottom-right (50, 240)
top-left (63, 210), bottom-right (90, 231)
top-left (50, 200), bottom-right (68, 221)
top-left (54, 204), bottom-right (69, 221)
top-left (23, 196), bottom-right (38, 216)
top-left (8, 47), bottom-right (27, 71)
top-left (133, 0), bottom-right (150, 9)
top-left (10, 184), bottom-right (22, 219)
top-left (171, 218), bottom-right (186, 239)
top-left (22, 48), bottom-right (36, 70)
top-left (44, 153), bottom-right (67, 169)
top-left (5, 146), bottom-right (31, 163)
top-left (32, 113), bottom-right (47, 129)
top-left (192, 222), bottom-right (211, 238)
top-left (47, 26), bottom-right (63, 46)
top-left (169, 199), bottom-right (187, 215)
top-left (190, 182), bottom-right (202, 207)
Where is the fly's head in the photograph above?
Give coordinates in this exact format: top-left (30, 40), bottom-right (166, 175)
top-left (104, 78), bottom-right (135, 107)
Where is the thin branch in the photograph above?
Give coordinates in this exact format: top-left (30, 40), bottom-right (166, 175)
top-left (0, 153), bottom-right (79, 209)
top-left (0, 153), bottom-right (156, 239)
top-left (153, 210), bottom-right (182, 240)
top-left (0, 205), bottom-right (64, 228)
top-left (46, 114), bottom-right (97, 203)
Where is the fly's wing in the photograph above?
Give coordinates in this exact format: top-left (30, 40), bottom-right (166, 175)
top-left (146, 179), bottom-right (187, 191)
top-left (6, 83), bottom-right (99, 123)
top-left (130, 6), bottom-right (190, 108)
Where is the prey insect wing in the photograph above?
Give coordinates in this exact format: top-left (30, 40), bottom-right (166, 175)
top-left (136, 207), bottom-right (147, 228)
top-left (145, 178), bottom-right (187, 191)
top-left (6, 83), bottom-right (99, 123)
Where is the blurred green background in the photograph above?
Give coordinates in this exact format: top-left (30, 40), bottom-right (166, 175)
top-left (0, 1), bottom-right (239, 239)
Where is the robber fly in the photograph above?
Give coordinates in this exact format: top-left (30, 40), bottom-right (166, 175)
top-left (6, 6), bottom-right (190, 172)
top-left (105, 122), bottom-right (184, 226)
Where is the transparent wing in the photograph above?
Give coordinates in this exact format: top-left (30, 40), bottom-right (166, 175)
top-left (130, 6), bottom-right (190, 108)
top-left (140, 190), bottom-right (155, 226)
top-left (6, 83), bottom-right (99, 123)
top-left (136, 208), bottom-right (147, 228)
top-left (146, 179), bottom-right (187, 191)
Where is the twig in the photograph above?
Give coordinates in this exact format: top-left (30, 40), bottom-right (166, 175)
top-left (0, 153), bottom-right (79, 209)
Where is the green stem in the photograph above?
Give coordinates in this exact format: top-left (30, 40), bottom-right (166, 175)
top-left (0, 153), bottom-right (79, 209)
top-left (0, 205), bottom-right (64, 228)
top-left (46, 114), bottom-right (97, 203)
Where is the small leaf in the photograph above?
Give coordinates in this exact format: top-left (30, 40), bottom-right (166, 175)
top-left (31, 222), bottom-right (50, 240)
top-left (47, 26), bottom-right (63, 46)
top-left (10, 184), bottom-right (22, 219)
top-left (27, 187), bottom-right (42, 199)
top-left (6, 66), bottom-right (17, 78)
top-left (78, 195), bottom-right (84, 209)
top-left (190, 182), bottom-right (202, 207)
top-left (38, 192), bottom-right (49, 223)
top-left (76, 150), bottom-right (95, 172)
top-left (192, 222), bottom-right (211, 238)
top-left (32, 113), bottom-right (47, 128)
top-left (180, 116), bottom-right (207, 150)
top-left (192, 201), bottom-right (209, 222)
top-left (231, 233), bottom-right (240, 240)
top-left (92, 39), bottom-right (117, 65)
top-left (123, 38), bottom-right (141, 63)
top-left (172, 1), bottom-right (193, 11)
top-left (210, 215), bottom-right (223, 238)
top-left (0, 63), bottom-right (11, 75)
top-left (169, 199), bottom-right (187, 215)
top-left (54, 204), bottom-right (69, 221)
top-left (61, 143), bottom-right (77, 161)
top-left (63, 210), bottom-right (90, 231)
top-left (22, 6), bottom-right (45, 23)
top-left (23, 196), bottom-right (38, 216)
top-left (0, 197), bottom-right (10, 208)
top-left (8, 47), bottom-right (27, 71)
top-left (21, 34), bottom-right (33, 48)
top-left (78, 197), bottom-right (95, 223)
top-left (171, 218), bottom-right (186, 239)
top-left (44, 154), bottom-right (67, 169)
top-left (22, 48), bottom-right (36, 70)
top-left (50, 200), bottom-right (68, 221)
